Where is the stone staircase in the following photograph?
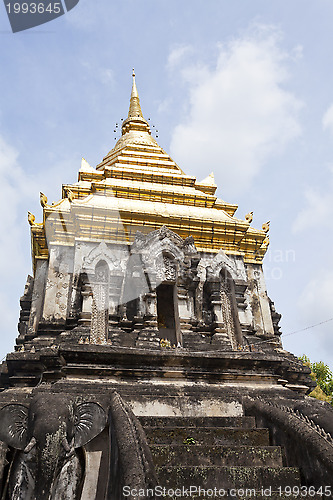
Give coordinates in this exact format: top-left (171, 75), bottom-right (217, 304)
top-left (139, 415), bottom-right (318, 499)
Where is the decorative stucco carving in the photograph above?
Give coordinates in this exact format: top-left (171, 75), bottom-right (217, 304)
top-left (90, 262), bottom-right (109, 344)
top-left (220, 278), bottom-right (237, 349)
top-left (133, 226), bottom-right (185, 266)
top-left (131, 226), bottom-right (199, 286)
top-left (208, 250), bottom-right (245, 281)
top-left (0, 394), bottom-right (107, 500)
top-left (82, 241), bottom-right (122, 273)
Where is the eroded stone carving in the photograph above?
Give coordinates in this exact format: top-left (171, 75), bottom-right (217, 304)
top-left (132, 226), bottom-right (199, 284)
top-left (82, 241), bottom-right (121, 273)
top-left (220, 276), bottom-right (237, 349)
top-left (0, 393), bottom-right (107, 500)
top-left (209, 250), bottom-right (246, 281)
top-left (91, 261), bottom-right (109, 344)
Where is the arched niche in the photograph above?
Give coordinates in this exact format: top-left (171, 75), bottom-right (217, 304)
top-left (81, 242), bottom-right (127, 320)
top-left (82, 241), bottom-right (121, 275)
top-left (209, 249), bottom-right (245, 282)
top-left (203, 250), bottom-right (247, 345)
top-left (155, 251), bottom-right (181, 346)
top-left (130, 227), bottom-right (199, 347)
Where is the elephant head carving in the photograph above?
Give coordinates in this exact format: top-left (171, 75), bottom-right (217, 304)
top-left (0, 393), bottom-right (107, 500)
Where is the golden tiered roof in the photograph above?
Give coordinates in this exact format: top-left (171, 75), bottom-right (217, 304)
top-left (29, 71), bottom-right (269, 271)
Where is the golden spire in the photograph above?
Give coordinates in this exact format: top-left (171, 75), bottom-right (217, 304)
top-left (128, 69), bottom-right (144, 119)
top-left (121, 69), bottom-right (151, 137)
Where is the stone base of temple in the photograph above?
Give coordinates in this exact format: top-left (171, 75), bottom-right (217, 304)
top-left (0, 348), bottom-right (332, 499)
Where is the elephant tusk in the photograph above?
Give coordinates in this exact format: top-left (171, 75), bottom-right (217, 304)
top-left (24, 436), bottom-right (36, 453)
top-left (61, 437), bottom-right (71, 452)
top-left (62, 437), bottom-right (75, 457)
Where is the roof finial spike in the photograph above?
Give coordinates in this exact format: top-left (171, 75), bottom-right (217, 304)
top-left (120, 69), bottom-right (151, 138)
top-left (131, 69), bottom-right (139, 100)
top-left (128, 69), bottom-right (143, 117)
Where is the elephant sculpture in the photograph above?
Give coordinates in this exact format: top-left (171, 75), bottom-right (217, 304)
top-left (0, 393), bottom-right (107, 500)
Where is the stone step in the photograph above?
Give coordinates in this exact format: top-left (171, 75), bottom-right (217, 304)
top-left (139, 415), bottom-right (256, 429)
top-left (150, 444), bottom-right (283, 467)
top-left (145, 427), bottom-right (270, 446)
top-left (156, 465), bottom-right (300, 490)
top-left (8, 375), bottom-right (41, 387)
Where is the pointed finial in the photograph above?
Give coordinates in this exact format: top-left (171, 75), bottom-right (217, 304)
top-left (262, 221), bottom-right (270, 233)
top-left (120, 70), bottom-right (151, 138)
top-left (28, 212), bottom-right (36, 226)
top-left (40, 192), bottom-right (48, 208)
top-left (130, 68), bottom-right (140, 102)
top-left (245, 211), bottom-right (253, 223)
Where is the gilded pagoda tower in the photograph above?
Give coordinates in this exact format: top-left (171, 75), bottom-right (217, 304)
top-left (25, 71), bottom-right (274, 354)
top-left (0, 73), bottom-right (331, 500)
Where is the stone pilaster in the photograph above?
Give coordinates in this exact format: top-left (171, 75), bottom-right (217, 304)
top-left (27, 259), bottom-right (48, 337)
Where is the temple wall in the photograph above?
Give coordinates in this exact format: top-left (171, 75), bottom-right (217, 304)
top-left (42, 245), bottom-right (74, 324)
top-left (25, 231), bottom-right (277, 348)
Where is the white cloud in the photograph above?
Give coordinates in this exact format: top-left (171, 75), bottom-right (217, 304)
top-left (299, 271), bottom-right (333, 318)
top-left (169, 27), bottom-right (303, 195)
top-left (322, 103), bottom-right (333, 136)
top-left (167, 45), bottom-right (193, 71)
top-left (296, 269), bottom-right (333, 356)
top-left (292, 168), bottom-right (333, 358)
top-left (157, 98), bottom-right (172, 114)
top-left (293, 166), bottom-right (333, 232)
top-left (291, 153), bottom-right (333, 364)
top-left (0, 134), bottom-right (79, 359)
top-left (0, 136), bottom-right (33, 276)
top-left (0, 135), bottom-right (35, 358)
top-left (80, 60), bottom-right (115, 86)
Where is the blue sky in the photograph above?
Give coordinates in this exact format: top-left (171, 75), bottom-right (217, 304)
top-left (0, 0), bottom-right (333, 367)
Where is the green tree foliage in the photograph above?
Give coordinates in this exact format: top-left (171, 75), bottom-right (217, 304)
top-left (300, 355), bottom-right (333, 406)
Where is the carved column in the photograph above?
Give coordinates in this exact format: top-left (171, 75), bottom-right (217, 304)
top-left (79, 273), bottom-right (93, 327)
top-left (68, 273), bottom-right (81, 324)
top-left (136, 265), bottom-right (159, 348)
top-left (219, 279), bottom-right (237, 349)
top-left (136, 290), bottom-right (160, 348)
top-left (234, 279), bottom-right (251, 337)
top-left (208, 280), bottom-right (232, 347)
top-left (177, 283), bottom-right (191, 328)
top-left (90, 263), bottom-right (109, 344)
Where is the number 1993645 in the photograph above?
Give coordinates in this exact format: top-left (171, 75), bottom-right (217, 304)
top-left (6, 2), bottom-right (62, 14)
top-left (278, 486), bottom-right (332, 497)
